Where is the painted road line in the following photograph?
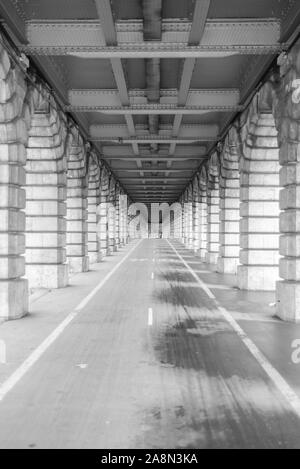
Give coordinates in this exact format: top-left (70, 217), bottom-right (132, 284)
top-left (151, 272), bottom-right (154, 280)
top-left (166, 239), bottom-right (300, 420)
top-left (0, 239), bottom-right (143, 403)
top-left (148, 308), bottom-right (153, 326)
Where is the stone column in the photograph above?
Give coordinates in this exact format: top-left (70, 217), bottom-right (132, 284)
top-left (217, 129), bottom-right (240, 274)
top-left (192, 176), bottom-right (200, 253)
top-left (98, 166), bottom-right (109, 257)
top-left (182, 192), bottom-right (192, 249)
top-left (0, 45), bottom-right (28, 319)
top-left (87, 153), bottom-right (101, 264)
top-left (198, 166), bottom-right (208, 261)
top-left (66, 138), bottom-right (89, 273)
top-left (182, 194), bottom-right (188, 246)
top-left (206, 153), bottom-right (220, 264)
top-left (108, 176), bottom-right (117, 253)
top-left (183, 203), bottom-right (191, 248)
top-left (186, 186), bottom-right (194, 250)
top-left (119, 192), bottom-right (127, 246)
top-left (179, 196), bottom-right (185, 244)
top-left (238, 94), bottom-right (280, 290)
top-left (25, 100), bottom-right (68, 289)
top-left (114, 185), bottom-right (120, 249)
top-left (172, 201), bottom-right (182, 240)
top-left (275, 40), bottom-right (300, 321)
top-left (126, 198), bottom-right (132, 242)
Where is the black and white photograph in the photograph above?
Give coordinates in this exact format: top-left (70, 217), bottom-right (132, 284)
top-left (0, 0), bottom-right (300, 453)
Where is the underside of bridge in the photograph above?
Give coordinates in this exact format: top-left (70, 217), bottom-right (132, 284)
top-left (1, 0), bottom-right (300, 450)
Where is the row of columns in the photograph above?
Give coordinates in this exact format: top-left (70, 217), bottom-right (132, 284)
top-left (0, 39), bottom-right (129, 319)
top-left (179, 38), bottom-right (300, 322)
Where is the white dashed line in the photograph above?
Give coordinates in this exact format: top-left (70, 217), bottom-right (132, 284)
top-left (166, 239), bottom-right (300, 420)
top-left (148, 308), bottom-right (153, 326)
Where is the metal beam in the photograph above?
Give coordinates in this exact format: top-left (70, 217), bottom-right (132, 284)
top-left (94, 0), bottom-right (116, 44)
top-left (21, 44), bottom-right (282, 58)
top-left (128, 195), bottom-right (180, 197)
top-left (189, 0), bottom-right (211, 45)
top-left (142, 0), bottom-right (162, 151)
top-left (69, 88), bottom-right (240, 106)
top-left (130, 188), bottom-right (178, 194)
top-left (133, 195), bottom-right (178, 197)
top-left (67, 104), bottom-right (241, 114)
top-left (0, 2), bottom-right (27, 42)
top-left (130, 191), bottom-right (181, 193)
top-left (177, 59), bottom-right (197, 107)
top-left (171, 0), bottom-right (211, 160)
top-left (132, 199), bottom-right (177, 201)
top-left (114, 169), bottom-right (194, 173)
top-left (102, 145), bottom-right (207, 157)
top-left (128, 191), bottom-right (180, 194)
top-left (90, 136), bottom-right (216, 143)
top-left (25, 19), bottom-right (281, 49)
top-left (93, 0), bottom-right (139, 168)
top-left (117, 177), bottom-right (190, 180)
top-left (125, 188), bottom-right (185, 191)
top-left (131, 194), bottom-right (179, 196)
top-left (90, 123), bottom-right (218, 139)
top-left (124, 183), bottom-right (186, 186)
top-left (110, 59), bottom-right (130, 105)
top-left (105, 156), bottom-right (204, 161)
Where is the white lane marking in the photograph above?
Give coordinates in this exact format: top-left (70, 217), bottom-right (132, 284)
top-left (152, 257), bottom-right (155, 262)
top-left (148, 308), bottom-right (153, 326)
top-left (130, 258), bottom-right (149, 262)
top-left (151, 272), bottom-right (154, 280)
top-left (0, 239), bottom-right (143, 403)
top-left (166, 239), bottom-right (300, 419)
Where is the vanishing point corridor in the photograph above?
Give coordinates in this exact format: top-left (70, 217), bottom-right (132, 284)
top-left (0, 239), bottom-right (300, 449)
top-left (2, 0), bottom-right (300, 451)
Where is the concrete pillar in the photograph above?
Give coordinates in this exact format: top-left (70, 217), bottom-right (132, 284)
top-left (182, 195), bottom-right (188, 245)
top-left (217, 129), bottom-right (240, 274)
top-left (276, 40), bottom-right (300, 321)
top-left (198, 166), bottom-right (208, 260)
top-left (87, 153), bottom-right (101, 264)
top-left (25, 103), bottom-right (68, 289)
top-left (99, 166), bottom-right (109, 257)
top-left (186, 186), bottom-right (194, 250)
top-left (183, 202), bottom-right (192, 248)
top-left (0, 45), bottom-right (28, 319)
top-left (126, 198), bottom-right (132, 242)
top-left (172, 202), bottom-right (182, 240)
top-left (182, 190), bottom-right (193, 249)
top-left (66, 139), bottom-right (89, 273)
top-left (238, 107), bottom-right (280, 290)
top-left (206, 153), bottom-right (220, 264)
top-left (179, 196), bottom-right (184, 244)
top-left (119, 192), bottom-right (127, 246)
top-left (108, 176), bottom-right (117, 253)
top-left (114, 185), bottom-right (120, 249)
top-left (192, 177), bottom-right (200, 252)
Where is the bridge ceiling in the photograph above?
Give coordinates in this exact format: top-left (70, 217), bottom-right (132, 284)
top-left (1, 0), bottom-right (300, 202)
